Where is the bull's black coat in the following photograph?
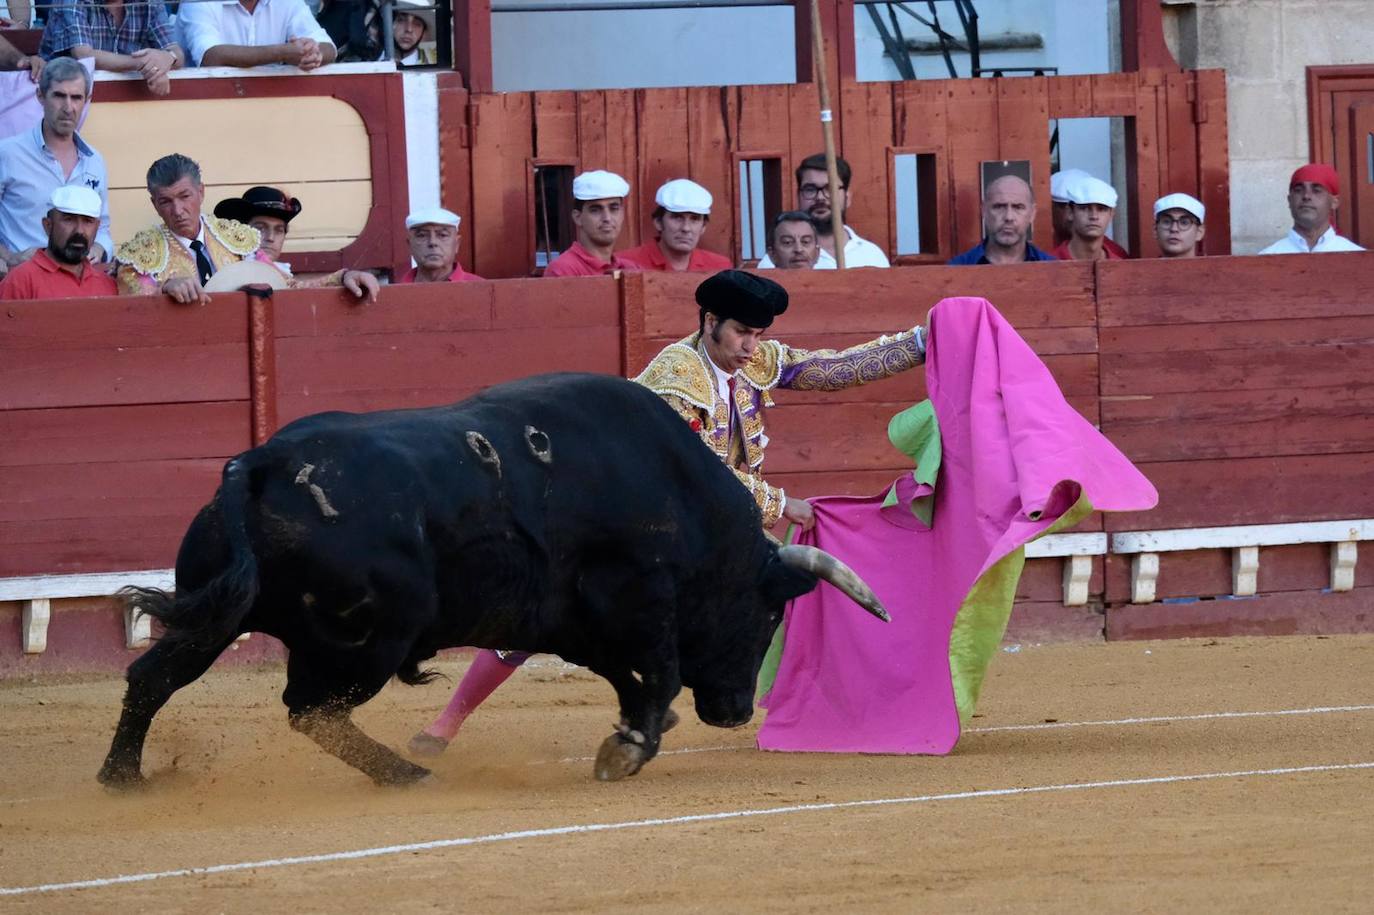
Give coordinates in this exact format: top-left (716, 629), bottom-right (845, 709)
top-left (99, 373), bottom-right (823, 786)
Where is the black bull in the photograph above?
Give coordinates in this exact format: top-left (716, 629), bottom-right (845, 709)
top-left (98, 373), bottom-right (887, 787)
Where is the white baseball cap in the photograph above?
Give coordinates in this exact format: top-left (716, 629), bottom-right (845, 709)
top-left (655, 178), bottom-right (712, 215)
top-left (405, 207), bottom-right (460, 230)
top-left (1153, 192), bottom-right (1205, 223)
top-left (49, 185), bottom-right (101, 219)
top-left (572, 170), bottom-right (630, 201)
top-left (1065, 175), bottom-right (1119, 209)
top-left (1050, 168), bottom-right (1091, 203)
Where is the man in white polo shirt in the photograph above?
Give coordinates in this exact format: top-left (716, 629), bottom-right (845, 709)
top-left (1153, 192), bottom-right (1206, 258)
top-left (178, 0), bottom-right (336, 69)
top-left (758, 153), bottom-right (889, 269)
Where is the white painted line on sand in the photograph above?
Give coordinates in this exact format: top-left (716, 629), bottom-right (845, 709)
top-left (4, 760), bottom-right (1373, 897)
top-left (552, 703), bottom-right (1374, 764)
top-left (967, 704), bottom-right (1374, 734)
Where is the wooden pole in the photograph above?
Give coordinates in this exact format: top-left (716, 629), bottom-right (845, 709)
top-left (808, 0), bottom-right (846, 269)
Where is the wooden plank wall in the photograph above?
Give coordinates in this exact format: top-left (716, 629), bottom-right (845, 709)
top-left (6, 252), bottom-right (1374, 667)
top-left (1097, 253), bottom-right (1374, 637)
top-left (449, 70), bottom-right (1229, 278)
top-left (0, 296), bottom-right (254, 577)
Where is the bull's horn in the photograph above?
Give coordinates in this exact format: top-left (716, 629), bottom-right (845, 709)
top-left (777, 545), bottom-right (890, 622)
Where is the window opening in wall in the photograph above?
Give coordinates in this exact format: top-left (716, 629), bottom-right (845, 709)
top-left (892, 151), bottom-right (939, 255)
top-left (737, 157), bottom-right (782, 262)
top-left (1049, 116), bottom-right (1129, 251)
top-left (533, 163), bottom-right (575, 269)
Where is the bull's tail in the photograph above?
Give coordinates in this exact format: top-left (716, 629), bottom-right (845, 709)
top-left (122, 455), bottom-right (262, 650)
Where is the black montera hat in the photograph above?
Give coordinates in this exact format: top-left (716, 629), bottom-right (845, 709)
top-left (695, 270), bottom-right (789, 328)
top-left (214, 186), bottom-right (303, 225)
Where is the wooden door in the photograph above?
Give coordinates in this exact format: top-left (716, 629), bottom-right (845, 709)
top-left (1348, 101), bottom-right (1374, 247)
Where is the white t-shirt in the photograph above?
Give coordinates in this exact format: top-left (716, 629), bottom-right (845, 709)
top-left (178, 0), bottom-right (334, 66)
top-left (1258, 226), bottom-right (1365, 255)
top-left (757, 225), bottom-right (890, 269)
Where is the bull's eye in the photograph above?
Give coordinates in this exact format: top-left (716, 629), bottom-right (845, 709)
top-left (301, 592), bottom-right (316, 607)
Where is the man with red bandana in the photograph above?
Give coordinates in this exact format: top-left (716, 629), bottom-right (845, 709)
top-left (408, 270), bottom-right (928, 757)
top-left (1260, 164), bottom-right (1365, 254)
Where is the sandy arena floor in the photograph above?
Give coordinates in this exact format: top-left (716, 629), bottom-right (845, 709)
top-left (2, 634), bottom-right (1372, 912)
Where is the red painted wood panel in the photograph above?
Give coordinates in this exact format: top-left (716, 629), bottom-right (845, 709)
top-left (274, 327), bottom-right (621, 423)
top-left (1103, 385), bottom-right (1374, 462)
top-left (943, 79), bottom-right (1000, 251)
top-left (1097, 254), bottom-right (1374, 327)
top-left (533, 90), bottom-right (580, 160)
top-left (0, 402), bottom-right (250, 467)
top-left (437, 76), bottom-right (476, 277)
top-left (1106, 452), bottom-right (1374, 531)
top-left (1007, 601), bottom-right (1106, 643)
top-left (1194, 69), bottom-right (1231, 255)
top-left (838, 79), bottom-right (894, 257)
top-left (1104, 543), bottom-right (1374, 605)
top-left (1102, 336), bottom-right (1374, 396)
top-left (686, 86), bottom-right (738, 263)
top-left (1106, 587), bottom-right (1374, 640)
top-left (469, 93), bottom-right (534, 279)
top-left (635, 87), bottom-right (692, 250)
top-left (996, 76), bottom-right (1054, 246)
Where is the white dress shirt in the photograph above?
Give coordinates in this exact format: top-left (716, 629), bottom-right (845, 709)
top-left (757, 224), bottom-right (891, 269)
top-left (178, 0), bottom-right (334, 66)
top-left (1258, 226), bottom-right (1366, 255)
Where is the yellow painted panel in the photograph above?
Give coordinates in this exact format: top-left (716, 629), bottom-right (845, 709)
top-left (109, 180), bottom-right (373, 253)
top-left (83, 96), bottom-right (372, 187)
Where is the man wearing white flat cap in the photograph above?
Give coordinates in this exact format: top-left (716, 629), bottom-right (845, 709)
top-left (1051, 168), bottom-right (1128, 258)
top-left (1052, 173), bottom-right (1130, 261)
top-left (399, 206), bottom-right (481, 283)
top-left (619, 178), bottom-right (732, 273)
top-left (0, 184), bottom-right (116, 299)
top-left (543, 169), bottom-right (631, 278)
top-left (1153, 192), bottom-right (1205, 258)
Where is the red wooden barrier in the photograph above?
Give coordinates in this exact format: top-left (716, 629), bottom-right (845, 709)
top-left (6, 253), bottom-right (1374, 671)
top-left (446, 71), bottom-right (1230, 280)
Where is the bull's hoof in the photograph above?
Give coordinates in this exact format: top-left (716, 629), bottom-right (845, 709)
top-left (97, 763), bottom-right (146, 791)
top-left (374, 759), bottom-right (433, 787)
top-left (594, 735), bottom-right (648, 782)
top-left (407, 731), bottom-right (451, 758)
top-left (662, 708), bottom-right (680, 733)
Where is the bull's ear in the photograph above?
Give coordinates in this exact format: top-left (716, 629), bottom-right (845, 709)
top-left (760, 557), bottom-right (818, 606)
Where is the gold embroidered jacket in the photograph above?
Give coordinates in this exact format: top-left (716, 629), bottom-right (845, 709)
top-left (114, 216), bottom-right (266, 295)
top-left (634, 327), bottom-right (926, 526)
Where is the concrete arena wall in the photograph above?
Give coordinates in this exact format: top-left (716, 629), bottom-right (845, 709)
top-left (3, 255), bottom-right (1373, 674)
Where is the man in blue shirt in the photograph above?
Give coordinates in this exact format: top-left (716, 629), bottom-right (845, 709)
top-left (0, 57), bottom-right (112, 271)
top-left (948, 175), bottom-right (1055, 265)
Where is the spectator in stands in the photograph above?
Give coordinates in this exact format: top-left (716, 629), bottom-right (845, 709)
top-left (1049, 168), bottom-right (1087, 248)
top-left (316, 0), bottom-right (376, 62)
top-left (543, 169), bottom-right (631, 278)
top-left (115, 153), bottom-right (270, 302)
top-left (0, 57), bottom-right (112, 269)
top-left (397, 206), bottom-right (482, 283)
top-left (0, 185), bottom-right (115, 299)
top-left (1259, 164), bottom-right (1365, 254)
top-left (759, 153), bottom-right (888, 269)
top-left (177, 0), bottom-right (336, 69)
top-left (1052, 174), bottom-right (1129, 261)
top-left (1153, 193), bottom-right (1206, 258)
top-left (762, 210), bottom-right (820, 270)
top-left (0, 30), bottom-right (43, 80)
top-left (389, 0), bottom-right (434, 66)
top-left (39, 0), bottom-right (184, 96)
top-left (618, 178), bottom-right (732, 273)
top-left (948, 174), bottom-right (1055, 265)
top-left (213, 185), bottom-right (380, 299)
top-left (1051, 168), bottom-right (1128, 258)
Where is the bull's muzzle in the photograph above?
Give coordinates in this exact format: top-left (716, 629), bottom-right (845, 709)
top-left (778, 545), bottom-right (890, 622)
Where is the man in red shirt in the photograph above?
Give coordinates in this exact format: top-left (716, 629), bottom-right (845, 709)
top-left (543, 170), bottom-right (631, 278)
top-left (618, 178), bottom-right (732, 273)
top-left (397, 207), bottom-right (482, 283)
top-left (1051, 174), bottom-right (1130, 261)
top-left (0, 185), bottom-right (116, 300)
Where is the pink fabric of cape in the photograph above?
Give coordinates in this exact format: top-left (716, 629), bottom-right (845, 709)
top-left (756, 297), bottom-right (1157, 754)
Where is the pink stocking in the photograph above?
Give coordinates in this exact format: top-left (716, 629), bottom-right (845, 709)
top-left (421, 649), bottom-right (528, 741)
